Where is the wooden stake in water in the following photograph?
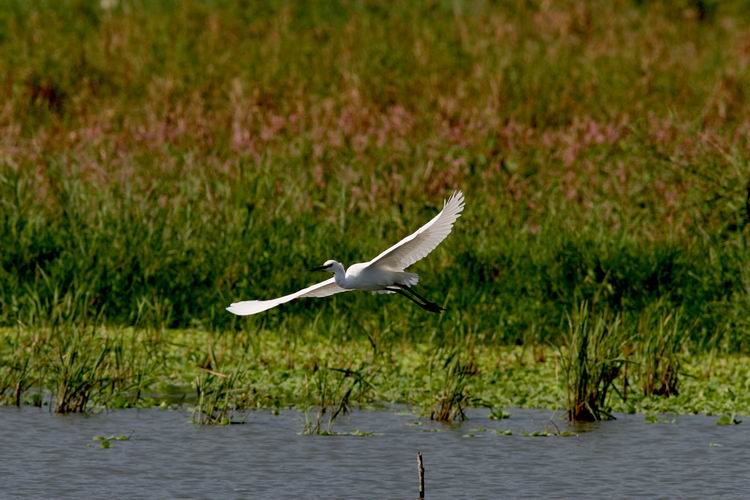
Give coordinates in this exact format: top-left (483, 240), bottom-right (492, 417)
top-left (417, 452), bottom-right (425, 499)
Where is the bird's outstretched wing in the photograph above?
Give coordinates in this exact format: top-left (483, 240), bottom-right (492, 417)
top-left (226, 278), bottom-right (349, 316)
top-left (366, 190), bottom-right (464, 271)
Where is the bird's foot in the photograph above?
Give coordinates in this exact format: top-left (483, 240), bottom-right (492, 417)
top-left (420, 301), bottom-right (444, 313)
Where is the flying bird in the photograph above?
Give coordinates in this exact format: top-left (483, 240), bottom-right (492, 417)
top-left (227, 190), bottom-right (465, 316)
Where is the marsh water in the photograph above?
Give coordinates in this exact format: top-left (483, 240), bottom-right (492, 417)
top-left (1, 406), bottom-right (747, 499)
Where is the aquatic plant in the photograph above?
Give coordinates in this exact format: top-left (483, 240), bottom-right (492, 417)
top-left (192, 366), bottom-right (246, 425)
top-left (715, 414), bottom-right (741, 425)
top-left (560, 304), bottom-right (629, 421)
top-left (0, 363), bottom-right (15, 406)
top-left (488, 407), bottom-right (510, 420)
top-left (0, 355), bottom-right (32, 407)
top-left (302, 363), bottom-right (375, 435)
top-left (639, 308), bottom-right (684, 397)
top-left (645, 414), bottom-right (676, 424)
top-left (430, 349), bottom-right (478, 422)
top-left (48, 326), bottom-right (114, 414)
top-left (92, 434), bottom-right (131, 449)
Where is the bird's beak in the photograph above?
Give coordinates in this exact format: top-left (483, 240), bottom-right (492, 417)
top-left (310, 265), bottom-right (328, 272)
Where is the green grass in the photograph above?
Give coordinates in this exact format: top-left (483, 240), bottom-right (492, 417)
top-left (1, 1), bottom-right (750, 415)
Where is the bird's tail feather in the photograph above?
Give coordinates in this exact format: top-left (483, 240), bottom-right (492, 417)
top-left (400, 272), bottom-right (419, 287)
top-left (373, 272), bottom-right (419, 294)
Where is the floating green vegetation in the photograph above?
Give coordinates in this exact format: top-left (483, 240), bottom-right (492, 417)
top-left (348, 429), bottom-right (375, 437)
top-left (92, 434), bottom-right (131, 449)
top-left (516, 430), bottom-right (575, 438)
top-left (523, 431), bottom-right (554, 437)
top-left (645, 414), bottom-right (676, 424)
top-left (715, 414), bottom-right (742, 426)
top-left (492, 428), bottom-right (577, 438)
top-left (299, 429), bottom-right (376, 437)
top-left (489, 408), bottom-right (511, 420)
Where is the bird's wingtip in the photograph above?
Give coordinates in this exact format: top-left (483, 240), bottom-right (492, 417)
top-left (227, 300), bottom-right (268, 316)
top-left (227, 302), bottom-right (251, 315)
top-left (446, 190), bottom-right (465, 211)
top-left (443, 190), bottom-right (462, 207)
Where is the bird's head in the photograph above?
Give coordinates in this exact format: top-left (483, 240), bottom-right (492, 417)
top-left (310, 259), bottom-right (339, 273)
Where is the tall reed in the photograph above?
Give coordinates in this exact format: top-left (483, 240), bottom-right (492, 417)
top-left (48, 326), bottom-right (113, 413)
top-left (430, 348), bottom-right (477, 422)
top-left (193, 366), bottom-right (246, 425)
top-left (302, 363), bottom-right (374, 435)
top-left (561, 304), bottom-right (629, 421)
top-left (639, 308), bottom-right (685, 397)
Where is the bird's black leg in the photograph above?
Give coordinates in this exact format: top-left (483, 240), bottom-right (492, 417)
top-left (385, 287), bottom-right (425, 307)
top-left (395, 285), bottom-right (445, 312)
top-left (386, 287), bottom-right (443, 313)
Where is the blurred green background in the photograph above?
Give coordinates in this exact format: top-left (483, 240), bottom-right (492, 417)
top-left (1, 0), bottom-right (749, 350)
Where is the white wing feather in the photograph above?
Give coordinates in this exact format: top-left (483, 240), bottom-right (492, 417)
top-left (366, 190), bottom-right (464, 271)
top-left (226, 277), bottom-right (349, 316)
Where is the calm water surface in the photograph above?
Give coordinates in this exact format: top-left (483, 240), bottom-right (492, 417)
top-left (1, 406), bottom-right (748, 499)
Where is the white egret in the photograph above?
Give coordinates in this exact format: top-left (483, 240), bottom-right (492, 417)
top-left (226, 190), bottom-right (464, 316)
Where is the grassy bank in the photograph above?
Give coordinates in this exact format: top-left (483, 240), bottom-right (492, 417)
top-left (1, 326), bottom-right (748, 420)
top-left (2, 0), bottom-right (749, 345)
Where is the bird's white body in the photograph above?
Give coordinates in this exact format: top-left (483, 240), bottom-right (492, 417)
top-left (227, 190), bottom-right (464, 316)
top-left (329, 261), bottom-right (418, 291)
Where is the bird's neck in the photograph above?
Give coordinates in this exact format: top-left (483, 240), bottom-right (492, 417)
top-left (332, 262), bottom-right (347, 287)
